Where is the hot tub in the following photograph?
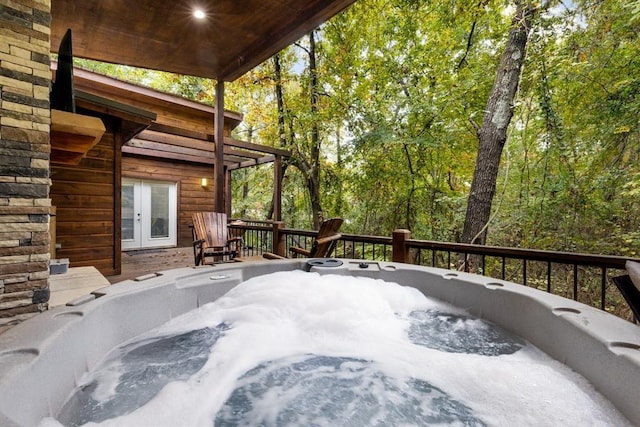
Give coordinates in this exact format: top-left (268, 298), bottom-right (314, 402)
top-left (1, 259), bottom-right (639, 426)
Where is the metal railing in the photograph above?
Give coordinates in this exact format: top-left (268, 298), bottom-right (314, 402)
top-left (404, 239), bottom-right (633, 319)
top-left (333, 233), bottom-right (393, 261)
top-left (229, 219), bottom-right (272, 257)
top-left (229, 219), bottom-right (638, 321)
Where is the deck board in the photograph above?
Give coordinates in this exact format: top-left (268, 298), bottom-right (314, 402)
top-left (107, 247), bottom-right (195, 283)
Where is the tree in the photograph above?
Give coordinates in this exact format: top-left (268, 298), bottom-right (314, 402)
top-left (322, 0), bottom-right (495, 237)
top-left (268, 35), bottom-right (325, 229)
top-left (461, 1), bottom-right (538, 246)
top-left (292, 31), bottom-right (324, 229)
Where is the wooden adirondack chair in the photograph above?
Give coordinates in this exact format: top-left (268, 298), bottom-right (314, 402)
top-left (263, 218), bottom-right (343, 259)
top-left (191, 212), bottom-right (242, 265)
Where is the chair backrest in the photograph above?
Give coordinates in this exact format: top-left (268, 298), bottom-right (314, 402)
top-left (309, 218), bottom-right (343, 257)
top-left (192, 212), bottom-right (229, 249)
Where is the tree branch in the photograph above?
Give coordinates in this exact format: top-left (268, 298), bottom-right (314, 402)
top-left (455, 19), bottom-right (478, 72)
top-left (293, 41), bottom-right (310, 56)
top-left (455, 0), bottom-right (490, 72)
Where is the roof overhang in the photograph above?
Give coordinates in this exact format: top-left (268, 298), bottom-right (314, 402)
top-left (51, 0), bottom-right (356, 82)
top-left (70, 66), bottom-right (290, 170)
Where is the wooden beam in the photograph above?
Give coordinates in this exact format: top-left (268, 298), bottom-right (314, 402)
top-left (134, 132), bottom-right (266, 160)
top-left (75, 90), bottom-right (157, 122)
top-left (225, 168), bottom-right (232, 218)
top-left (127, 138), bottom-right (212, 159)
top-left (124, 141), bottom-right (276, 168)
top-left (137, 130), bottom-right (212, 149)
top-left (215, 81), bottom-right (225, 213)
top-left (144, 125), bottom-right (291, 158)
top-left (224, 136), bottom-right (291, 157)
top-left (122, 146), bottom-right (240, 167)
top-left (148, 122), bottom-right (213, 141)
top-left (50, 109), bottom-right (106, 165)
top-left (113, 120), bottom-right (123, 275)
top-left (226, 155), bottom-right (277, 170)
top-left (274, 154), bottom-right (282, 221)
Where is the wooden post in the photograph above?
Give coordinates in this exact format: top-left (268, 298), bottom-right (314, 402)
top-left (392, 229), bottom-right (411, 263)
top-left (272, 221), bottom-right (286, 257)
top-left (214, 80), bottom-right (225, 213)
top-left (113, 120), bottom-right (123, 275)
top-left (273, 154), bottom-right (282, 221)
top-left (225, 168), bottom-right (232, 218)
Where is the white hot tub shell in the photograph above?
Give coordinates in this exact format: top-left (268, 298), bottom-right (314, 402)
top-left (0, 259), bottom-right (639, 426)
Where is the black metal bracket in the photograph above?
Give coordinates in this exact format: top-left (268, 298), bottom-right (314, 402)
top-left (612, 274), bottom-right (640, 321)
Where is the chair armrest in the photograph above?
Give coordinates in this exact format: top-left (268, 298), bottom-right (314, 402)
top-left (315, 233), bottom-right (342, 245)
top-left (289, 246), bottom-right (310, 257)
top-left (263, 252), bottom-right (286, 260)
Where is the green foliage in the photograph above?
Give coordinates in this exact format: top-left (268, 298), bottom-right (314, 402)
top-left (487, 0), bottom-right (640, 255)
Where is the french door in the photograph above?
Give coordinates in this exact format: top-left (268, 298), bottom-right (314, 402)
top-left (121, 178), bottom-right (177, 250)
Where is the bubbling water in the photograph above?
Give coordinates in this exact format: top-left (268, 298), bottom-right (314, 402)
top-left (46, 271), bottom-right (631, 427)
top-left (57, 325), bottom-right (228, 426)
top-left (408, 309), bottom-right (526, 356)
top-left (214, 355), bottom-right (486, 426)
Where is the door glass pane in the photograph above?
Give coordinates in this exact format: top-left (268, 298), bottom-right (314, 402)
top-left (122, 184), bottom-right (135, 240)
top-left (150, 185), bottom-right (169, 238)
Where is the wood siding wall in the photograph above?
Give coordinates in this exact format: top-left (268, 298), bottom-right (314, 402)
top-left (50, 115), bottom-right (120, 276)
top-left (122, 156), bottom-right (215, 247)
top-left (50, 121), bottom-right (217, 275)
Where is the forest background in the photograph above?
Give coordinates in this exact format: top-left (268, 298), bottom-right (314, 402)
top-left (79, 0), bottom-right (640, 257)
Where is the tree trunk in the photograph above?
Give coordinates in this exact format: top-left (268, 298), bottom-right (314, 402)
top-left (335, 128), bottom-right (343, 216)
top-left (268, 53), bottom-right (287, 221)
top-left (274, 53), bottom-right (287, 149)
top-left (461, 1), bottom-right (536, 248)
top-left (272, 37), bottom-right (324, 229)
top-left (240, 126), bottom-right (253, 218)
top-left (308, 31), bottom-right (323, 229)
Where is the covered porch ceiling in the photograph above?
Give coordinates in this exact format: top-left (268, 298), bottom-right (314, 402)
top-left (51, 0), bottom-right (357, 82)
top-left (50, 0), bottom-right (357, 218)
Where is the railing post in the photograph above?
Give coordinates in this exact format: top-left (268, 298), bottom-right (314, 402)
top-left (272, 221), bottom-right (286, 257)
top-left (392, 229), bottom-right (411, 263)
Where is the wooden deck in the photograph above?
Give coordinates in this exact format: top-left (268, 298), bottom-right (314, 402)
top-left (106, 247), bottom-right (196, 283)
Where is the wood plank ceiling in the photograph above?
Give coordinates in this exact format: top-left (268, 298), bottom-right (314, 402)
top-left (50, 0), bottom-right (356, 216)
top-left (51, 0), bottom-right (357, 82)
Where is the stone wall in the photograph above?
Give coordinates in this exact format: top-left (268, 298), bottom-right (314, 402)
top-left (0, 0), bottom-right (52, 318)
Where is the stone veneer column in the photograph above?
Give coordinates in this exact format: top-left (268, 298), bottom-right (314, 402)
top-left (0, 0), bottom-right (52, 319)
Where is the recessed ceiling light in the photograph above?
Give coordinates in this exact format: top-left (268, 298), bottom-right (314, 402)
top-left (193, 8), bottom-right (206, 19)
